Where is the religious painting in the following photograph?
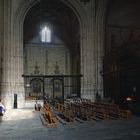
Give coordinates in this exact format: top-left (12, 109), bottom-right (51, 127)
top-left (30, 78), bottom-right (43, 100)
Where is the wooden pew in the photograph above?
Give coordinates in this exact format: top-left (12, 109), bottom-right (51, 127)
top-left (41, 100), bottom-right (58, 127)
top-left (56, 103), bottom-right (75, 122)
top-left (82, 102), bottom-right (109, 121)
top-left (64, 98), bottom-right (132, 122)
top-left (94, 102), bottom-right (132, 119)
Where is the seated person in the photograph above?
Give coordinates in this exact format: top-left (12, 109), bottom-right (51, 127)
top-left (0, 99), bottom-right (5, 116)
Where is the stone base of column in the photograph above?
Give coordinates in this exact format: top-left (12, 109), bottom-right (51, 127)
top-left (1, 91), bottom-right (25, 109)
top-left (81, 84), bottom-right (96, 102)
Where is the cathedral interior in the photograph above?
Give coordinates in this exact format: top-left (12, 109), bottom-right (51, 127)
top-left (0, 0), bottom-right (140, 139)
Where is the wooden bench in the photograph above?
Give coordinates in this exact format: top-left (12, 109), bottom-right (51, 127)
top-left (41, 100), bottom-right (58, 127)
top-left (83, 102), bottom-right (109, 121)
top-left (64, 98), bottom-right (132, 122)
top-left (94, 102), bottom-right (132, 120)
top-left (56, 103), bottom-right (75, 122)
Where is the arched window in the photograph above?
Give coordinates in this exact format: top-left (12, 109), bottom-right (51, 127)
top-left (41, 26), bottom-right (51, 43)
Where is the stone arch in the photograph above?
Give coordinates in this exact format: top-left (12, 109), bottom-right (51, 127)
top-left (11, 0), bottom-right (88, 107)
top-left (13, 0), bottom-right (88, 66)
top-left (14, 0), bottom-right (88, 37)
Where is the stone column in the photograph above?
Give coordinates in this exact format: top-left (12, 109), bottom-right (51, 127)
top-left (1, 0), bottom-right (13, 108)
top-left (11, 0), bottom-right (25, 108)
top-left (94, 0), bottom-right (107, 97)
top-left (80, 0), bottom-right (96, 101)
top-left (80, 0), bottom-right (107, 100)
top-left (0, 0), bottom-right (4, 97)
top-left (1, 0), bottom-right (25, 109)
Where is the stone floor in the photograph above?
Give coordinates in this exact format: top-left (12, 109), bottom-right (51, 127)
top-left (0, 109), bottom-right (140, 140)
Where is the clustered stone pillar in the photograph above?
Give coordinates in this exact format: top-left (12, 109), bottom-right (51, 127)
top-left (1, 0), bottom-right (13, 108)
top-left (94, 0), bottom-right (107, 98)
top-left (80, 0), bottom-right (105, 101)
top-left (0, 0), bottom-right (4, 99)
top-left (1, 0), bottom-right (25, 109)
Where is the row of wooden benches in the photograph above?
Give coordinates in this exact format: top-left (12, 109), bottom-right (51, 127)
top-left (41, 98), bottom-right (132, 126)
top-left (55, 101), bottom-right (132, 122)
top-left (56, 102), bottom-right (108, 121)
top-left (82, 102), bottom-right (131, 120)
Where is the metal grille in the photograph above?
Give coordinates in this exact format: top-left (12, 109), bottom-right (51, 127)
top-left (23, 75), bottom-right (82, 103)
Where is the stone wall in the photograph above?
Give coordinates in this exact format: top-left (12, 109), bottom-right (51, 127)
top-left (24, 43), bottom-right (70, 75)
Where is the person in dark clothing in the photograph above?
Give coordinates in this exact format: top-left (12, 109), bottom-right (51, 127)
top-left (96, 92), bottom-right (102, 103)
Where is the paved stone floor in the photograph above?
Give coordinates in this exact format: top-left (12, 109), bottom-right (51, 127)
top-left (0, 109), bottom-right (140, 140)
